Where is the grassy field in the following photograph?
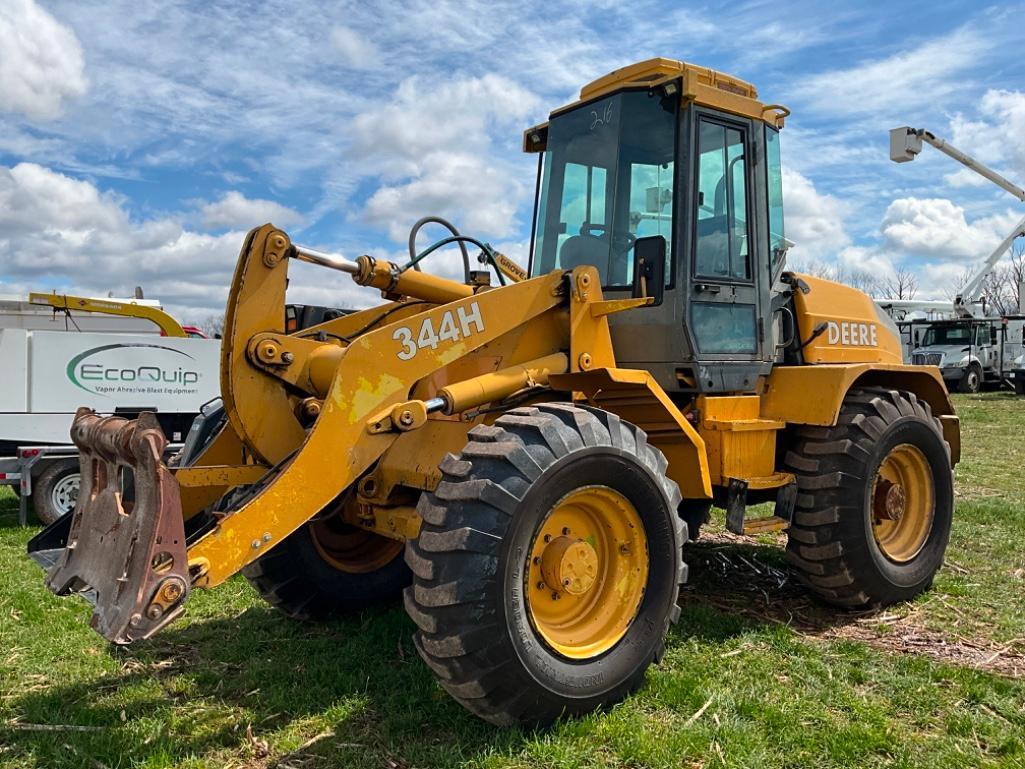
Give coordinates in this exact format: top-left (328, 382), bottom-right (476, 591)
top-left (1, 393), bottom-right (1024, 768)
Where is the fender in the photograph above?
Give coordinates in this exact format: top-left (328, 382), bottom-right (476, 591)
top-left (761, 363), bottom-right (960, 464)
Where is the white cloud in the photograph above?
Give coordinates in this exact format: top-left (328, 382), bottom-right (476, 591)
top-left (351, 74), bottom-right (541, 175)
top-left (879, 197), bottom-right (1020, 260)
top-left (0, 0), bottom-right (87, 120)
top-left (330, 26), bottom-right (379, 70)
top-left (353, 74), bottom-right (542, 241)
top-left (199, 191), bottom-right (305, 231)
top-left (0, 162), bottom-right (397, 321)
top-left (948, 89), bottom-right (1025, 185)
top-left (0, 163), bottom-right (237, 315)
top-left (835, 245), bottom-right (897, 283)
top-left (781, 167), bottom-right (851, 263)
top-left (364, 152), bottom-right (521, 242)
top-left (793, 27), bottom-right (987, 119)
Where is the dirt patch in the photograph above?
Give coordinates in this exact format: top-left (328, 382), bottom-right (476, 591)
top-left (681, 531), bottom-right (1025, 678)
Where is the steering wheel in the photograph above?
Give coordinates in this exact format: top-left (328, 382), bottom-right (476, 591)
top-left (580, 223), bottom-right (636, 255)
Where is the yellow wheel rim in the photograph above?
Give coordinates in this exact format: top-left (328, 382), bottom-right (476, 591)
top-left (870, 443), bottom-right (935, 562)
top-left (309, 497), bottom-right (403, 574)
top-left (525, 485), bottom-right (648, 659)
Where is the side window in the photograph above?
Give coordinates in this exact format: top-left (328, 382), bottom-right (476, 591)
top-left (628, 161), bottom-right (674, 277)
top-left (555, 163), bottom-right (608, 266)
top-left (765, 127), bottom-right (786, 265)
top-left (695, 120), bottom-right (750, 280)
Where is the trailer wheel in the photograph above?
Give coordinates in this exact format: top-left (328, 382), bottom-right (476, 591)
top-left (243, 501), bottom-right (410, 619)
top-left (33, 459), bottom-right (80, 525)
top-left (959, 363), bottom-right (982, 393)
top-left (784, 388), bottom-right (953, 608)
top-left (405, 403), bottom-right (685, 727)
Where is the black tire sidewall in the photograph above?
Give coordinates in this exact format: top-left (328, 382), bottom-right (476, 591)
top-left (33, 459), bottom-right (80, 525)
top-left (852, 417), bottom-right (953, 594)
top-left (962, 365), bottom-right (982, 393)
top-left (279, 524), bottom-right (410, 609)
top-left (498, 447), bottom-right (679, 702)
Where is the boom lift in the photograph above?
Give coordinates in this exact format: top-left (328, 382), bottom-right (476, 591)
top-left (28, 291), bottom-right (189, 337)
top-left (889, 127), bottom-right (1025, 319)
top-left (30, 59), bottom-right (960, 727)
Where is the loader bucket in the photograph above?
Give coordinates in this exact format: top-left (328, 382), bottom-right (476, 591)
top-left (28, 408), bottom-right (190, 644)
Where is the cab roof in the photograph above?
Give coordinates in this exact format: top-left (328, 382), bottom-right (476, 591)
top-left (524, 57), bottom-right (788, 153)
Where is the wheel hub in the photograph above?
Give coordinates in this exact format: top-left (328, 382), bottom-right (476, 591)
top-left (873, 478), bottom-right (906, 521)
top-left (870, 443), bottom-right (935, 563)
top-left (525, 485), bottom-right (649, 659)
top-left (540, 536), bottom-right (598, 596)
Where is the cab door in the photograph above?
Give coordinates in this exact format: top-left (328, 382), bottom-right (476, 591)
top-left (687, 112), bottom-right (765, 376)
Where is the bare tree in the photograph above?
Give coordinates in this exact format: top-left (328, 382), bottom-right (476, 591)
top-left (847, 269), bottom-right (885, 298)
top-left (944, 268), bottom-right (973, 303)
top-left (1006, 240), bottom-right (1025, 313)
top-left (881, 269), bottom-right (919, 300)
top-left (198, 313), bottom-right (225, 338)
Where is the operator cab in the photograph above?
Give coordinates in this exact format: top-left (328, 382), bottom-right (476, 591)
top-left (525, 58), bottom-right (789, 394)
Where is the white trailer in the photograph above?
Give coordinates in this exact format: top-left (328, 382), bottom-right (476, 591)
top-left (0, 328), bottom-right (220, 523)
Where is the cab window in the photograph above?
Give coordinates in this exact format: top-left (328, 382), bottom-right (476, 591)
top-left (695, 120), bottom-right (749, 280)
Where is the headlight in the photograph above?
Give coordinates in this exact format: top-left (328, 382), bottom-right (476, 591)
top-left (952, 356), bottom-right (969, 368)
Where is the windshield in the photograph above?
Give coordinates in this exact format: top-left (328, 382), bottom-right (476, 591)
top-left (530, 89), bottom-right (677, 286)
top-left (922, 325), bottom-right (971, 346)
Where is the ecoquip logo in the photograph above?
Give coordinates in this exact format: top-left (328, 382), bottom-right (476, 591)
top-left (67, 344), bottom-right (202, 396)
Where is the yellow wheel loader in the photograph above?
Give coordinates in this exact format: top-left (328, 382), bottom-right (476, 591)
top-left (29, 58), bottom-right (960, 727)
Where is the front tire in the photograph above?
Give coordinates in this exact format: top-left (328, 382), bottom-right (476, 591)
top-left (404, 403), bottom-right (685, 727)
top-left (959, 364), bottom-right (982, 393)
top-left (784, 388), bottom-right (953, 608)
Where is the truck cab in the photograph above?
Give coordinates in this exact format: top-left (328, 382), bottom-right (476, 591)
top-left (911, 317), bottom-right (1025, 393)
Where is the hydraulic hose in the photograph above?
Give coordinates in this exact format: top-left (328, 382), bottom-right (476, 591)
top-left (408, 216), bottom-right (471, 281)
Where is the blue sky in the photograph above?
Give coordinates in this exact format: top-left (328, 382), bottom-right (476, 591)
top-left (2, 0), bottom-right (1024, 321)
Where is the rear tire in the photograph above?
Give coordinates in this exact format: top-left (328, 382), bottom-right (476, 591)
top-left (404, 403), bottom-right (685, 727)
top-left (784, 388), bottom-right (953, 608)
top-left (243, 509), bottom-right (410, 620)
top-left (32, 459), bottom-right (80, 525)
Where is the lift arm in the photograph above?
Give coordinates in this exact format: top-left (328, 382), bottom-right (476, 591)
top-left (890, 127), bottom-right (1025, 318)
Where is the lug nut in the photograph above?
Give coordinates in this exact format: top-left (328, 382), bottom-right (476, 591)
top-left (543, 534), bottom-right (552, 543)
top-left (562, 527), bottom-right (570, 535)
top-left (551, 592), bottom-right (561, 600)
top-left (281, 351), bottom-right (294, 364)
top-left (146, 605), bottom-right (163, 620)
top-left (537, 581), bottom-right (546, 590)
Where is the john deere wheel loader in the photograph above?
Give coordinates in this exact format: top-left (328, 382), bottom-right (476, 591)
top-left (29, 58), bottom-right (960, 727)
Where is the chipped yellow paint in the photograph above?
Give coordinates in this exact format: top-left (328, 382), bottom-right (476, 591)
top-left (349, 373), bottom-right (406, 424)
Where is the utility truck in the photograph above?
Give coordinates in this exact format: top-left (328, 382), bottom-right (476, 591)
top-left (889, 126), bottom-right (1025, 391)
top-left (0, 293), bottom-right (220, 523)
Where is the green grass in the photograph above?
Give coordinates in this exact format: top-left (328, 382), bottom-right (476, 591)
top-left (2, 393), bottom-right (1024, 768)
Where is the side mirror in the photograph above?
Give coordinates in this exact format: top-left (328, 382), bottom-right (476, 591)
top-left (631, 235), bottom-right (666, 306)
